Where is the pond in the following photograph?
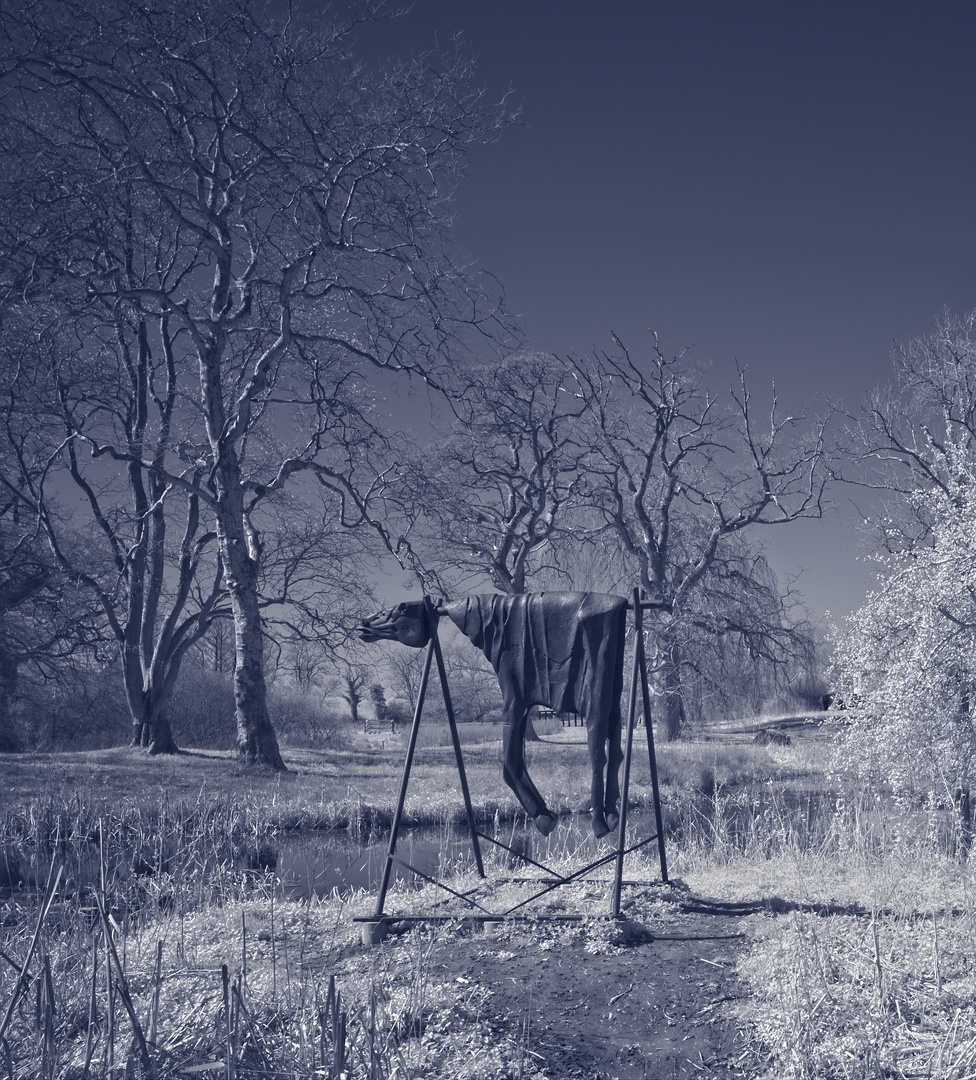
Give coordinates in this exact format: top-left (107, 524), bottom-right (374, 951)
top-left (269, 787), bottom-right (855, 900)
top-left (0, 809), bottom-right (661, 907)
top-left (273, 811), bottom-right (661, 900)
top-left (1, 784), bottom-right (967, 911)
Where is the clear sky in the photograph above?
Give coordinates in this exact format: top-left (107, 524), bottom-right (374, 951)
top-left (358, 1), bottom-right (976, 623)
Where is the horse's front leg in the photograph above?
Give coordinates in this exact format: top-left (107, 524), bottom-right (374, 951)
top-left (586, 720), bottom-right (611, 837)
top-left (501, 703), bottom-right (557, 836)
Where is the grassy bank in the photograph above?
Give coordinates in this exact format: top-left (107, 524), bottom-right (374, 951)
top-left (2, 723), bottom-right (972, 1078)
top-left (0, 717), bottom-right (823, 827)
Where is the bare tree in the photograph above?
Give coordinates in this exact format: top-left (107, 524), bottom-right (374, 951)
top-left (392, 353), bottom-right (593, 738)
top-left (850, 309), bottom-right (976, 555)
top-left (386, 646), bottom-right (426, 714)
top-left (330, 655), bottom-right (372, 731)
top-left (658, 537), bottom-right (821, 725)
top-left (0, 524), bottom-right (89, 752)
top-left (255, 485), bottom-right (384, 660)
top-left (405, 354), bottom-right (591, 595)
top-left (0, 479), bottom-right (52, 751)
top-left (434, 637), bottom-right (503, 725)
top-left (0, 334), bottom-right (109, 751)
top-left (0, 0), bottom-right (513, 768)
top-left (0, 308), bottom-right (227, 753)
top-left (577, 336), bottom-right (832, 739)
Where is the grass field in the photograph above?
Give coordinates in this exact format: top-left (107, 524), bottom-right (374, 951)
top-left (1, 722), bottom-right (974, 1078)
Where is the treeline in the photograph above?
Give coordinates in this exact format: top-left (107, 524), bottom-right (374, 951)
top-left (0, 0), bottom-right (835, 762)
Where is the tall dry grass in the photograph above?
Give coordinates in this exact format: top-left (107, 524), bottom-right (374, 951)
top-left (675, 783), bottom-right (976, 1080)
top-left (6, 726), bottom-right (964, 1079)
top-left (0, 795), bottom-right (557, 1078)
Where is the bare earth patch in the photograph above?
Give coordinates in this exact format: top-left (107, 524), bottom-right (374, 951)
top-left (363, 888), bottom-right (761, 1079)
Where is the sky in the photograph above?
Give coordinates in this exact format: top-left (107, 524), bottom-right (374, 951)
top-left (357, 1), bottom-right (976, 623)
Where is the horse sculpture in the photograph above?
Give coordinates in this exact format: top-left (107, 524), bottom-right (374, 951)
top-left (360, 592), bottom-right (629, 838)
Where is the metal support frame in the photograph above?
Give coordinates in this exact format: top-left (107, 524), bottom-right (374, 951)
top-left (360, 590), bottom-right (669, 932)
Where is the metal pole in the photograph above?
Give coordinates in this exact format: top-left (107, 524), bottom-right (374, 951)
top-left (639, 627), bottom-right (669, 884)
top-left (611, 588), bottom-right (643, 916)
top-left (373, 629), bottom-right (435, 918)
top-left (427, 597), bottom-right (486, 878)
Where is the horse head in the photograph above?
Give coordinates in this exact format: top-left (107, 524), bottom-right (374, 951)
top-left (359, 600), bottom-right (433, 649)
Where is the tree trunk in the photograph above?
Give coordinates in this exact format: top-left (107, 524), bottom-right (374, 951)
top-left (130, 697), bottom-right (179, 755)
top-left (955, 785), bottom-right (972, 861)
top-left (131, 713), bottom-right (179, 755)
top-left (660, 636), bottom-right (687, 742)
top-left (124, 642), bottom-right (180, 756)
top-left (203, 379), bottom-right (286, 770)
top-left (221, 527), bottom-right (286, 770)
top-left (0, 644), bottom-right (21, 753)
top-left (231, 574), bottom-right (285, 769)
top-left (345, 681), bottom-right (362, 730)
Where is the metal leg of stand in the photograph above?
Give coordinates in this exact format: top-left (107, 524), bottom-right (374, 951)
top-left (373, 635), bottom-right (435, 918)
top-left (427, 597), bottom-right (486, 878)
top-left (611, 587), bottom-right (644, 916)
top-left (640, 639), bottom-right (669, 884)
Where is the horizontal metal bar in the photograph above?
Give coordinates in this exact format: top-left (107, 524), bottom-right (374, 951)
top-left (507, 878), bottom-right (652, 886)
top-left (428, 597), bottom-right (668, 619)
top-left (354, 914), bottom-right (627, 924)
top-left (387, 855), bottom-right (492, 914)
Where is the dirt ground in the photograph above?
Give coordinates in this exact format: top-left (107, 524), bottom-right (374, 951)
top-left (377, 887), bottom-right (763, 1080)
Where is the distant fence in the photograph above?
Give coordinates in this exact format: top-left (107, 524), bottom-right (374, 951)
top-left (537, 708), bottom-right (647, 729)
top-left (536, 708), bottom-right (585, 728)
top-left (706, 711), bottom-right (855, 737)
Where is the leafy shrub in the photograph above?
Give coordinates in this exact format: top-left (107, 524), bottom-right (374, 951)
top-left (12, 663), bottom-right (129, 750)
top-left (168, 667), bottom-right (237, 749)
top-left (272, 684), bottom-right (344, 747)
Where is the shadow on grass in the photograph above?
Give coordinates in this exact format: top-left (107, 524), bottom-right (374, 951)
top-left (678, 893), bottom-right (914, 919)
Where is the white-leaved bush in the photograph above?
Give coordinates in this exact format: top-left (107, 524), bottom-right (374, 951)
top-left (833, 465), bottom-right (976, 797)
top-left (832, 312), bottom-right (976, 801)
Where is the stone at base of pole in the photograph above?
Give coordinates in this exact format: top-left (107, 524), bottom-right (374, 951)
top-left (361, 918), bottom-right (390, 946)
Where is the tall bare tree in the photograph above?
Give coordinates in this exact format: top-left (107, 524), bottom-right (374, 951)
top-left (0, 311), bottom-right (226, 753)
top-left (0, 526), bottom-right (57, 752)
top-left (577, 336), bottom-right (831, 739)
top-left (0, 0), bottom-right (513, 767)
top-left (0, 353), bottom-right (104, 751)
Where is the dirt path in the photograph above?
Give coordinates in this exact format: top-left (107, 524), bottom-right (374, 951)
top-left (419, 894), bottom-right (761, 1080)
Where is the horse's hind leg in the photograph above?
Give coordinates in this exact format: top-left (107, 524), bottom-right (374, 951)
top-left (603, 717), bottom-right (624, 834)
top-left (501, 706), bottom-right (557, 836)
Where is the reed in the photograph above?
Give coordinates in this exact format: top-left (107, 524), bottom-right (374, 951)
top-left (0, 776), bottom-right (565, 1078)
top-left (678, 786), bottom-right (976, 1080)
top-left (738, 887), bottom-right (976, 1080)
top-left (5, 732), bottom-right (967, 1079)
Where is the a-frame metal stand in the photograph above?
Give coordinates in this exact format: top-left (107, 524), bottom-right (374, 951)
top-left (355, 590), bottom-right (668, 940)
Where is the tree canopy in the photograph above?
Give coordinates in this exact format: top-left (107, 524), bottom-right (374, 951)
top-left (576, 337), bottom-right (830, 738)
top-left (0, 0), bottom-right (514, 765)
top-left (834, 311), bottom-right (976, 795)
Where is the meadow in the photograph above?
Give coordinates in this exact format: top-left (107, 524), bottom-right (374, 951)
top-left (1, 720), bottom-right (974, 1078)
